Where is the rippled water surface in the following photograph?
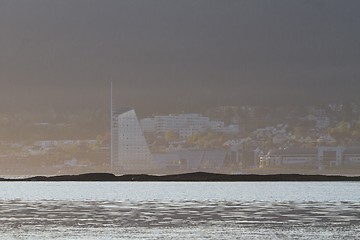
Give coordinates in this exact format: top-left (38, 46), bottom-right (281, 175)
top-left (1, 182), bottom-right (359, 239)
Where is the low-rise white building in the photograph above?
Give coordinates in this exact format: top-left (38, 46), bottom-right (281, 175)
top-left (306, 114), bottom-right (330, 129)
top-left (265, 146), bottom-right (360, 169)
top-left (153, 150), bottom-right (229, 171)
top-left (219, 124), bottom-right (239, 134)
top-left (139, 118), bottom-right (156, 133)
top-left (155, 114), bottom-right (210, 134)
top-left (179, 128), bottom-right (198, 139)
top-left (140, 113), bottom-right (231, 138)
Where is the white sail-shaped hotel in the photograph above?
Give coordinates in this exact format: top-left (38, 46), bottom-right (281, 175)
top-left (110, 83), bottom-right (156, 173)
top-left (111, 107), bottom-right (156, 173)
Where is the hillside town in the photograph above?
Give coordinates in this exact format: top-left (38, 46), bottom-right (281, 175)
top-left (1, 102), bottom-right (360, 175)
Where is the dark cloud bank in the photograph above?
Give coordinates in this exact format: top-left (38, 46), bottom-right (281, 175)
top-left (1, 0), bottom-right (360, 113)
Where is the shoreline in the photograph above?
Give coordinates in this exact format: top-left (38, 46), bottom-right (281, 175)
top-left (2, 172), bottom-right (360, 181)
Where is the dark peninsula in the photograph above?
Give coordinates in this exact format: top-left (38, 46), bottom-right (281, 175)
top-left (2, 172), bottom-right (360, 181)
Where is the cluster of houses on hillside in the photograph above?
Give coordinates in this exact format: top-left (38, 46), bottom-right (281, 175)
top-left (2, 103), bottom-right (360, 174)
top-left (114, 109), bottom-right (360, 173)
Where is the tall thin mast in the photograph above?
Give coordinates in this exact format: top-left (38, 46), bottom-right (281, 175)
top-left (110, 81), bottom-right (113, 170)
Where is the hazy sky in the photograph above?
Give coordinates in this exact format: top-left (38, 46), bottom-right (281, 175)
top-left (1, 0), bottom-right (360, 113)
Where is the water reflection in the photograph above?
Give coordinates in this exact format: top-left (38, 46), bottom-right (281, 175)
top-left (1, 200), bottom-right (360, 229)
top-left (1, 182), bottom-right (360, 239)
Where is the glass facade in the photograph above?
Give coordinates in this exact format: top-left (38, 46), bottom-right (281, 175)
top-left (111, 108), bottom-right (155, 173)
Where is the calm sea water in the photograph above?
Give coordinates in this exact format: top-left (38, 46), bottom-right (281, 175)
top-left (0, 182), bottom-right (359, 239)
